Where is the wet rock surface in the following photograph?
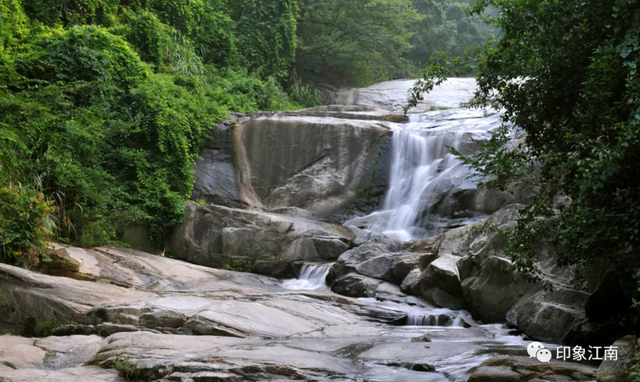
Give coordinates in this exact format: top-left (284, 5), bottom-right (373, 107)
top-left (329, 203), bottom-right (621, 347)
top-left (597, 335), bottom-right (639, 382)
top-left (167, 203), bottom-right (355, 277)
top-left (0, 242), bottom-right (593, 382)
top-left (468, 356), bottom-right (597, 382)
top-left (0, 218), bottom-right (612, 380)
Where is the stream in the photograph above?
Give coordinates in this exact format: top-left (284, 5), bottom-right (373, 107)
top-left (0, 78), bottom-right (597, 382)
top-left (276, 95), bottom-right (555, 381)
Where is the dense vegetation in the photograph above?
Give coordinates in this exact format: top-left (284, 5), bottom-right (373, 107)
top-left (296, 0), bottom-right (494, 86)
top-left (0, 0), bottom-right (493, 265)
top-left (0, 0), bottom-right (307, 264)
top-left (411, 0), bottom-right (640, 306)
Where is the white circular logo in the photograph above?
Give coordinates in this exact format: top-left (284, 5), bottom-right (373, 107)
top-left (536, 348), bottom-right (552, 363)
top-left (527, 342), bottom-right (545, 358)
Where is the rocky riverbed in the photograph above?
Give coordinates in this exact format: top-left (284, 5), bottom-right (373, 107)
top-left (0, 244), bottom-right (602, 381)
top-left (0, 78), bottom-right (635, 381)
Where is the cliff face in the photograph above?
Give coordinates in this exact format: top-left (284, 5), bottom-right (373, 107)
top-left (192, 106), bottom-right (394, 220)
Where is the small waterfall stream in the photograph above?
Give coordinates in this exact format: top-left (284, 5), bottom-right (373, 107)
top-left (346, 109), bottom-right (501, 241)
top-left (278, 82), bottom-right (554, 381)
top-left (282, 263), bottom-right (333, 290)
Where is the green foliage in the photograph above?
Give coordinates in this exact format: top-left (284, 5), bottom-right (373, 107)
top-left (631, 351), bottom-right (640, 382)
top-left (35, 319), bottom-right (56, 337)
top-left (22, 0), bottom-right (120, 27)
top-left (222, 253), bottom-right (263, 273)
top-left (0, 0), bottom-right (303, 257)
top-left (235, 0), bottom-right (298, 80)
top-left (193, 197), bottom-right (207, 206)
top-left (166, 31), bottom-right (206, 76)
top-left (191, 4), bottom-right (236, 67)
top-left (296, 0), bottom-right (421, 86)
top-left (296, 0), bottom-right (494, 87)
top-left (407, 0), bottom-right (495, 67)
top-left (124, 11), bottom-right (172, 67)
top-left (0, 0), bottom-right (29, 48)
top-left (206, 67), bottom-right (302, 112)
top-left (410, 0), bottom-right (640, 287)
top-left (104, 357), bottom-right (139, 380)
top-left (0, 182), bottom-right (55, 265)
top-left (16, 25), bottom-right (148, 88)
top-left (149, 0), bottom-right (204, 35)
top-left (287, 72), bottom-right (322, 107)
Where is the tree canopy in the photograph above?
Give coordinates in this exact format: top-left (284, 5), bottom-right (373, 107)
top-left (411, 0), bottom-right (640, 298)
top-left (296, 0), bottom-right (494, 86)
top-left (0, 0), bottom-right (305, 263)
top-left (0, 0), bottom-right (495, 264)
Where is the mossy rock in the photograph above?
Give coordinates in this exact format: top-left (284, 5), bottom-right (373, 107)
top-left (43, 248), bottom-right (82, 273)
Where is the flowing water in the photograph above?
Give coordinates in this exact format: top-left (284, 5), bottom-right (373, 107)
top-left (282, 263), bottom-right (333, 290)
top-left (277, 82), bottom-right (586, 381)
top-left (278, 105), bottom-right (522, 381)
top-left (346, 109), bottom-right (502, 241)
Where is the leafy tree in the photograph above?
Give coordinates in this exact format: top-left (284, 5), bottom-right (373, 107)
top-left (148, 0), bottom-right (205, 35)
top-left (235, 0), bottom-right (298, 80)
top-left (124, 11), bottom-right (172, 67)
top-left (21, 0), bottom-right (120, 26)
top-left (0, 0), bottom-right (29, 47)
top-left (192, 4), bottom-right (236, 67)
top-left (296, 0), bottom-right (421, 86)
top-left (410, 0), bottom-right (640, 289)
top-left (0, 12), bottom-right (302, 256)
top-left (406, 0), bottom-right (495, 68)
top-left (0, 182), bottom-right (55, 266)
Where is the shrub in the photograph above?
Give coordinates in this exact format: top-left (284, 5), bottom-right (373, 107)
top-left (0, 183), bottom-right (54, 265)
top-left (125, 12), bottom-right (172, 67)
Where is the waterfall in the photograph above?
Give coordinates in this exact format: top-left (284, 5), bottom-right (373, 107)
top-left (346, 109), bottom-right (501, 241)
top-left (281, 263), bottom-right (333, 290)
top-left (406, 314), bottom-right (454, 326)
top-left (405, 311), bottom-right (474, 327)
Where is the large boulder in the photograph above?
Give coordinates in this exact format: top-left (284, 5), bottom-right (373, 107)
top-left (327, 235), bottom-right (433, 291)
top-left (506, 286), bottom-right (590, 344)
top-left (193, 107), bottom-right (393, 220)
top-left (329, 273), bottom-right (382, 298)
top-left (462, 256), bottom-right (540, 323)
top-left (167, 203), bottom-right (354, 277)
top-left (597, 335), bottom-right (639, 382)
top-left (416, 254), bottom-right (466, 310)
top-left (191, 120), bottom-right (245, 208)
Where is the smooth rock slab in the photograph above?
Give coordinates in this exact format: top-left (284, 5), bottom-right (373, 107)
top-left (468, 356), bottom-right (597, 382)
top-left (0, 366), bottom-right (123, 382)
top-left (94, 332), bottom-right (354, 381)
top-left (0, 336), bottom-right (46, 369)
top-left (332, 78), bottom-right (478, 112)
top-left (0, 335), bottom-right (112, 382)
top-left (0, 246), bottom-right (370, 341)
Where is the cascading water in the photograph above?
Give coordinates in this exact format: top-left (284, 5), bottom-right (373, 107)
top-left (404, 310), bottom-right (476, 327)
top-left (281, 263), bottom-right (333, 290)
top-left (407, 314), bottom-right (454, 327)
top-left (346, 109), bottom-right (502, 241)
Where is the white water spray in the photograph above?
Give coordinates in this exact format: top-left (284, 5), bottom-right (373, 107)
top-left (346, 109), bottom-right (501, 241)
top-left (281, 263), bottom-right (333, 290)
